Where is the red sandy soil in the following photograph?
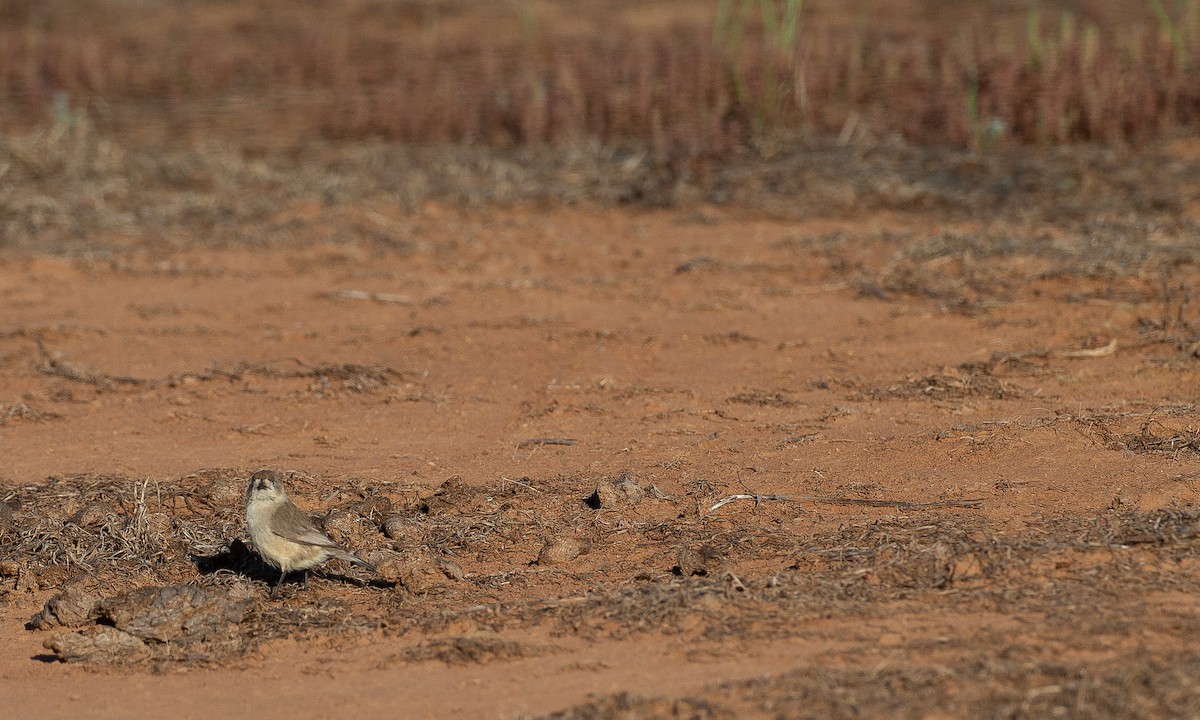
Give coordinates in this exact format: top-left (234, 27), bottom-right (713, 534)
top-left (2, 206), bottom-right (1199, 718)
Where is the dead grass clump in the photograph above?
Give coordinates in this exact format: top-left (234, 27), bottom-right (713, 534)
top-left (12, 466), bottom-right (1200, 669)
top-left (1084, 507), bottom-right (1200, 547)
top-left (684, 650), bottom-right (1200, 720)
top-left (397, 634), bottom-right (560, 666)
top-left (863, 369), bottom-right (1030, 401)
top-left (187, 360), bottom-right (407, 395)
top-left (725, 389), bottom-right (799, 407)
top-left (955, 352), bottom-right (1050, 377)
top-left (4, 123), bottom-right (1200, 256)
top-left (858, 233), bottom-right (1023, 306)
top-left (703, 331), bottom-right (762, 346)
top-left (790, 517), bottom-right (999, 599)
top-left (4, 475), bottom-right (184, 578)
top-left (278, 363), bottom-right (406, 394)
top-left (1083, 415), bottom-right (1200, 459)
top-left (854, 225), bottom-right (1200, 310)
top-left (460, 504), bottom-right (1200, 640)
top-left (32, 350), bottom-right (409, 397)
top-left (0, 400), bottom-right (61, 425)
top-left (399, 474), bottom-right (557, 567)
top-left (36, 347), bottom-right (146, 389)
top-left (1113, 424), bottom-right (1200, 459)
top-left (537, 692), bottom-right (729, 720)
top-left (248, 591), bottom-right (383, 638)
top-left (0, 470), bottom-right (403, 589)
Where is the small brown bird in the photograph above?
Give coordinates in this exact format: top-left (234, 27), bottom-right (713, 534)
top-left (244, 469), bottom-right (376, 590)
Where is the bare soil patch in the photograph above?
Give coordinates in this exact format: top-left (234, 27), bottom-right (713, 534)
top-left (2, 189), bottom-right (1199, 716)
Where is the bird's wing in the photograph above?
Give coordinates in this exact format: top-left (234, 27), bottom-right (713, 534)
top-left (272, 502), bottom-right (341, 548)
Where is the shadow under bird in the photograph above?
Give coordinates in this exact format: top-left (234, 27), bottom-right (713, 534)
top-left (244, 469), bottom-right (376, 590)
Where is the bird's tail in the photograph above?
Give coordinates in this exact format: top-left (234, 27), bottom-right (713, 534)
top-left (335, 549), bottom-right (377, 574)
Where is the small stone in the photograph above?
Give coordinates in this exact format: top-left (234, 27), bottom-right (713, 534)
top-left (537, 537), bottom-right (588, 566)
top-left (437, 558), bottom-right (465, 582)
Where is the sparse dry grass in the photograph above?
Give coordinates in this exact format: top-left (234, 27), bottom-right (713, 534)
top-left (544, 650), bottom-right (1200, 720)
top-left (4, 115), bottom-right (1200, 257)
top-left (1083, 414), bottom-right (1200, 459)
top-left (0, 399), bottom-right (60, 425)
top-left (9, 470), bottom-right (1200, 668)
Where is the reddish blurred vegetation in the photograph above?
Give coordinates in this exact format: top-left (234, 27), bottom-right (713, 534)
top-left (1, 0), bottom-right (1199, 156)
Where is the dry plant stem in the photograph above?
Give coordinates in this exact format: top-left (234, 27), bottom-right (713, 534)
top-left (0, 400), bottom-right (60, 424)
top-left (992, 337), bottom-right (1118, 364)
top-left (328, 289), bottom-right (413, 305)
top-left (708, 493), bottom-right (985, 513)
top-left (1051, 338), bottom-right (1118, 359)
top-left (32, 340), bottom-right (404, 391)
top-left (517, 438), bottom-right (577, 448)
top-left (35, 338), bottom-right (146, 387)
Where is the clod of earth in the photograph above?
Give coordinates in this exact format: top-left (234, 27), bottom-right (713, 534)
top-left (587, 473), bottom-right (643, 509)
top-left (98, 584), bottom-right (255, 642)
top-left (370, 549), bottom-right (464, 593)
top-left (321, 509), bottom-right (370, 546)
top-left (27, 584), bottom-right (101, 629)
top-left (421, 476), bottom-right (497, 515)
top-left (38, 584), bottom-right (256, 663)
top-left (45, 627), bottom-right (152, 665)
top-left (382, 514), bottom-right (424, 543)
top-left (674, 544), bottom-right (727, 577)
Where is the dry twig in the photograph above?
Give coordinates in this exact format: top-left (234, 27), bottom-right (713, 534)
top-left (517, 437), bottom-right (577, 448)
top-left (325, 289), bottom-right (413, 305)
top-left (1050, 338), bottom-right (1118, 359)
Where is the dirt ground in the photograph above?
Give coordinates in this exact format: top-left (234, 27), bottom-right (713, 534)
top-left (2, 184), bottom-right (1200, 718)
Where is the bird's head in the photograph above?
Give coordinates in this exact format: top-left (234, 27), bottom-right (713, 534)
top-left (246, 469), bottom-right (288, 505)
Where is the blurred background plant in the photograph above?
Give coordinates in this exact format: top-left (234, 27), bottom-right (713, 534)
top-left (1, 1), bottom-right (1199, 158)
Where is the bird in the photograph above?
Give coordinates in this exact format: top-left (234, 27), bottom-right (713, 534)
top-left (244, 469), bottom-right (376, 591)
